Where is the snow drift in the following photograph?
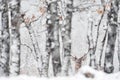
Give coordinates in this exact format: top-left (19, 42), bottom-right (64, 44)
top-left (0, 66), bottom-right (120, 80)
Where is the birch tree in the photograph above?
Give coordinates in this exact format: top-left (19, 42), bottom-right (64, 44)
top-left (117, 0), bottom-right (120, 71)
top-left (0, 0), bottom-right (10, 76)
top-left (0, 4), bottom-right (2, 59)
top-left (94, 1), bottom-right (107, 69)
top-left (118, 23), bottom-right (120, 71)
top-left (23, 17), bottom-right (43, 76)
top-left (46, 0), bottom-right (61, 76)
top-left (23, 10), bottom-right (49, 77)
top-left (61, 0), bottom-right (73, 76)
top-left (87, 20), bottom-right (95, 68)
top-left (104, 0), bottom-right (119, 73)
top-left (8, 0), bottom-right (21, 76)
top-left (22, 1), bottom-right (49, 76)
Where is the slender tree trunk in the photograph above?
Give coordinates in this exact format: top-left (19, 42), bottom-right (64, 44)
top-left (8, 0), bottom-right (21, 76)
top-left (61, 0), bottom-right (73, 76)
top-left (23, 9), bottom-right (49, 77)
top-left (94, 6), bottom-right (108, 69)
top-left (117, 1), bottom-right (120, 71)
top-left (0, 12), bottom-right (2, 58)
top-left (104, 0), bottom-right (119, 73)
top-left (46, 1), bottom-right (61, 76)
top-left (87, 21), bottom-right (95, 68)
top-left (41, 52), bottom-right (49, 77)
top-left (0, 0), bottom-right (10, 76)
top-left (96, 29), bottom-right (108, 68)
top-left (118, 23), bottom-right (120, 71)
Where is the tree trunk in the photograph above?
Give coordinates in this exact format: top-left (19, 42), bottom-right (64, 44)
top-left (104, 0), bottom-right (119, 73)
top-left (87, 20), bottom-right (95, 68)
top-left (0, 0), bottom-right (10, 76)
top-left (61, 0), bottom-right (73, 76)
top-left (0, 12), bottom-right (2, 58)
top-left (8, 0), bottom-right (21, 76)
top-left (117, 0), bottom-right (120, 71)
top-left (118, 23), bottom-right (120, 71)
top-left (46, 1), bottom-right (61, 76)
top-left (94, 5), bottom-right (108, 69)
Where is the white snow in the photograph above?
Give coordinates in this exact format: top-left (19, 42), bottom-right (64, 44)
top-left (0, 66), bottom-right (120, 80)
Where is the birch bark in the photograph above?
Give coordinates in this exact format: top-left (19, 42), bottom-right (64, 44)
top-left (0, 0), bottom-right (10, 76)
top-left (46, 1), bottom-right (61, 76)
top-left (104, 0), bottom-right (119, 73)
top-left (61, 0), bottom-right (73, 76)
top-left (8, 0), bottom-right (21, 76)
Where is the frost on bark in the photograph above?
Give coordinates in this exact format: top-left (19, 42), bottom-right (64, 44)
top-left (46, 1), bottom-right (61, 76)
top-left (8, 0), bottom-right (21, 76)
top-left (104, 0), bottom-right (119, 73)
top-left (61, 0), bottom-right (73, 76)
top-left (0, 0), bottom-right (10, 76)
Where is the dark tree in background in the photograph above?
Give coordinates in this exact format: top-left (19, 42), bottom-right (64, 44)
top-left (104, 0), bottom-right (119, 73)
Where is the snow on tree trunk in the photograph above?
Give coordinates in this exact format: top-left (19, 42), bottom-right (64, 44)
top-left (8, 0), bottom-right (21, 76)
top-left (46, 0), bottom-right (61, 76)
top-left (61, 0), bottom-right (73, 76)
top-left (104, 0), bottom-right (119, 73)
top-left (0, 0), bottom-right (10, 76)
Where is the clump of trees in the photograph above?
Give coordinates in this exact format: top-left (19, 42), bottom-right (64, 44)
top-left (0, 0), bottom-right (120, 77)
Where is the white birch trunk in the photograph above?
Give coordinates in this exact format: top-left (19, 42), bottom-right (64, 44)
top-left (94, 5), bottom-right (108, 69)
top-left (8, 0), bottom-right (21, 76)
top-left (87, 20), bottom-right (95, 68)
top-left (117, 0), bottom-right (120, 71)
top-left (0, 0), bottom-right (10, 76)
top-left (104, 0), bottom-right (119, 73)
top-left (61, 0), bottom-right (73, 76)
top-left (46, 1), bottom-right (61, 76)
top-left (118, 23), bottom-right (120, 71)
top-left (0, 10), bottom-right (2, 59)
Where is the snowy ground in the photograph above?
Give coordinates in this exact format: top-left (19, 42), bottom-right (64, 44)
top-left (0, 66), bottom-right (120, 80)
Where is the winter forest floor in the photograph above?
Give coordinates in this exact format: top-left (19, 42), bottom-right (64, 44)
top-left (0, 66), bottom-right (120, 80)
